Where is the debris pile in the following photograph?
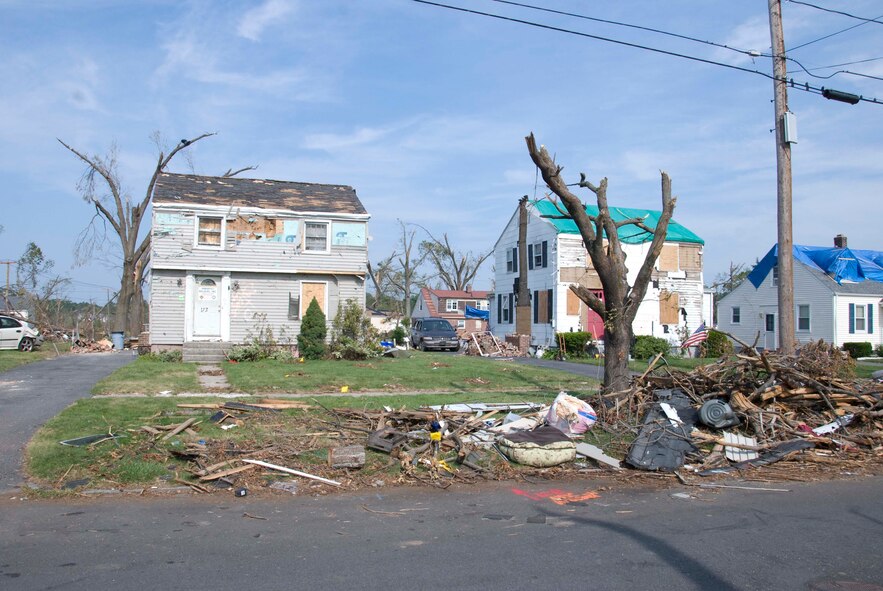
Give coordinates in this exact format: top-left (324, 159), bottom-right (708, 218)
top-left (70, 338), bottom-right (114, 353)
top-left (616, 340), bottom-right (883, 477)
top-left (464, 332), bottom-right (525, 357)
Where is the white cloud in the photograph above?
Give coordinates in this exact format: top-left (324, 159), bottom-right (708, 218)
top-left (237, 0), bottom-right (295, 41)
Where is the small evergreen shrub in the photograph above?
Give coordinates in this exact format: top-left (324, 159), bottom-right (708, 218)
top-left (330, 300), bottom-right (379, 360)
top-left (631, 335), bottom-right (671, 360)
top-left (843, 341), bottom-right (873, 359)
top-left (555, 332), bottom-right (594, 358)
top-left (390, 325), bottom-right (407, 346)
top-left (702, 330), bottom-right (733, 358)
top-left (298, 298), bottom-right (328, 359)
top-left (146, 350), bottom-right (182, 362)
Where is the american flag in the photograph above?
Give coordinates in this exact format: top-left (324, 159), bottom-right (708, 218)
top-left (681, 322), bottom-right (709, 348)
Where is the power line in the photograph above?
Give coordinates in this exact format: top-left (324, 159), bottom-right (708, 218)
top-left (488, 0), bottom-right (758, 58)
top-left (787, 13), bottom-right (883, 52)
top-left (785, 0), bottom-right (883, 25)
top-left (411, 0), bottom-right (883, 104)
top-left (490, 0), bottom-right (882, 83)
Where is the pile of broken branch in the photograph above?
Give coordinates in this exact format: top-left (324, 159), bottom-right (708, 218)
top-left (614, 340), bottom-right (883, 478)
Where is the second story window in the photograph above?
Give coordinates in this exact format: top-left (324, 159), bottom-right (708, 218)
top-left (446, 299), bottom-right (459, 312)
top-left (305, 222), bottom-right (329, 252)
top-left (197, 216), bottom-right (224, 247)
top-left (772, 265), bottom-right (779, 287)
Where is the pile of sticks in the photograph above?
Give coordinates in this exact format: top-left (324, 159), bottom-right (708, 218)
top-left (625, 340), bottom-right (883, 453)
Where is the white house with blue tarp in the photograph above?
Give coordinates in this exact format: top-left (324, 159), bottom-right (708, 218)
top-left (489, 198), bottom-right (706, 349)
top-left (716, 236), bottom-right (883, 350)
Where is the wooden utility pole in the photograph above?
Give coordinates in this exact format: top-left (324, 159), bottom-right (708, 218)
top-left (768, 0), bottom-right (795, 353)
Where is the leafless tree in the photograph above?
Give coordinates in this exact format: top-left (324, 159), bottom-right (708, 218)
top-left (418, 229), bottom-right (491, 291)
top-left (379, 221), bottom-right (429, 320)
top-left (58, 133), bottom-right (255, 338)
top-left (526, 133), bottom-right (675, 393)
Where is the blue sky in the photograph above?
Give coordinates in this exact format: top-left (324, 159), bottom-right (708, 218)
top-left (1, 0), bottom-right (881, 303)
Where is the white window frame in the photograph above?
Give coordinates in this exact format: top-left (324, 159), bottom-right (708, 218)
top-left (772, 266), bottom-right (779, 287)
top-left (797, 304), bottom-right (811, 331)
top-left (476, 300), bottom-right (489, 311)
top-left (446, 299), bottom-right (459, 312)
top-left (195, 215), bottom-right (225, 249)
top-left (456, 319), bottom-right (465, 329)
top-left (506, 248), bottom-right (514, 273)
top-left (533, 242), bottom-right (543, 268)
top-left (502, 294), bottom-right (511, 323)
top-left (731, 306), bottom-right (741, 324)
top-left (304, 221), bottom-right (330, 254)
top-left (855, 304), bottom-right (866, 332)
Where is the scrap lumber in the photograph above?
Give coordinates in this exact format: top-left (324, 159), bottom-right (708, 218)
top-left (242, 459), bottom-right (342, 487)
top-left (199, 464), bottom-right (257, 481)
top-left (161, 418), bottom-right (199, 441)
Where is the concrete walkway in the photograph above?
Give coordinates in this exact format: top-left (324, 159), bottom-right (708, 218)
top-left (0, 352), bottom-right (136, 492)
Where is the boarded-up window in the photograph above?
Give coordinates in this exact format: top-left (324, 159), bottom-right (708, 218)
top-left (679, 244), bottom-right (702, 271)
top-left (658, 244), bottom-right (679, 272)
top-left (197, 217), bottom-right (223, 246)
top-left (566, 289), bottom-right (580, 316)
top-left (301, 282), bottom-right (327, 316)
top-left (659, 290), bottom-right (679, 324)
top-left (536, 290), bottom-right (549, 324)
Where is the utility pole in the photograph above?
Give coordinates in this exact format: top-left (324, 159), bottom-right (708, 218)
top-left (768, 0), bottom-right (795, 353)
top-left (515, 196), bottom-right (531, 337)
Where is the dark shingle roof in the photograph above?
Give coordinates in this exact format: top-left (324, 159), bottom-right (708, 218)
top-left (153, 173), bottom-right (368, 215)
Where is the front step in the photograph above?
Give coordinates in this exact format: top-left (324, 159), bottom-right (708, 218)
top-left (183, 341), bottom-right (231, 363)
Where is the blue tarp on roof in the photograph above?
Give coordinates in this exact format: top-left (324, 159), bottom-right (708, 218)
top-left (464, 306), bottom-right (489, 320)
top-left (748, 244), bottom-right (883, 288)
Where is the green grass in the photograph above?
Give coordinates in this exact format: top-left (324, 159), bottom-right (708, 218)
top-left (223, 353), bottom-right (597, 393)
top-left (25, 391), bottom-right (565, 489)
top-left (855, 359), bottom-right (883, 379)
top-left (92, 357), bottom-right (201, 394)
top-left (0, 342), bottom-right (71, 373)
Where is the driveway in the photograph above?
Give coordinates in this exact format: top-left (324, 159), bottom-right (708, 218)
top-left (0, 352), bottom-right (136, 491)
top-left (513, 356), bottom-right (607, 381)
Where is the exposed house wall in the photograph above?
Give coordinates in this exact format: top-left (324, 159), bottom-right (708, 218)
top-left (149, 269), bottom-right (187, 344)
top-left (833, 295), bottom-right (882, 347)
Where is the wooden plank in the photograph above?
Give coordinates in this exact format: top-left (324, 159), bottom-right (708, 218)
top-left (161, 417), bottom-right (198, 441)
top-left (199, 464), bottom-right (257, 481)
top-left (242, 459), bottom-right (342, 486)
top-left (575, 443), bottom-right (622, 469)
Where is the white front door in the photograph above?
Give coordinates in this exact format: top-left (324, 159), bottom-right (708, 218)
top-left (194, 276), bottom-right (222, 337)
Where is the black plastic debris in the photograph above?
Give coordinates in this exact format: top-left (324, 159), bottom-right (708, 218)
top-left (59, 433), bottom-right (126, 447)
top-left (699, 400), bottom-right (740, 429)
top-left (697, 439), bottom-right (815, 476)
top-left (367, 428), bottom-right (408, 453)
top-left (626, 389), bottom-right (698, 472)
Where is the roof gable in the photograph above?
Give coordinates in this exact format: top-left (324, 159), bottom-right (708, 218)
top-left (532, 200), bottom-right (703, 245)
top-left (153, 173), bottom-right (368, 215)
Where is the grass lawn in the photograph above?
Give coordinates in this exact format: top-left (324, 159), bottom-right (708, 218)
top-left (0, 342), bottom-right (71, 373)
top-left (25, 391), bottom-right (569, 490)
top-left (855, 358), bottom-right (883, 379)
top-left (93, 352), bottom-right (598, 395)
top-left (92, 357), bottom-right (200, 394)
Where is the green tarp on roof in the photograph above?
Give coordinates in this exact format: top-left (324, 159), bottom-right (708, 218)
top-left (533, 200), bottom-right (704, 245)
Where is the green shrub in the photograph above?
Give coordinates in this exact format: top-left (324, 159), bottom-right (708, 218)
top-left (226, 313), bottom-right (296, 362)
top-left (390, 325), bottom-right (407, 346)
top-left (702, 330), bottom-right (733, 358)
top-left (555, 332), bottom-right (593, 358)
top-left (298, 298), bottom-right (327, 359)
top-left (330, 299), bottom-right (380, 360)
top-left (843, 341), bottom-right (873, 359)
top-left (145, 349), bottom-right (182, 362)
top-left (876, 344), bottom-right (883, 357)
top-left (631, 335), bottom-right (670, 360)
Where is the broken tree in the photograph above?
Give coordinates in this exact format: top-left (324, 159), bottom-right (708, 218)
top-left (526, 133), bottom-right (675, 394)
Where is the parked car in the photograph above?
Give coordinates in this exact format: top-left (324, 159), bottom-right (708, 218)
top-left (410, 318), bottom-right (459, 352)
top-left (0, 315), bottom-right (43, 351)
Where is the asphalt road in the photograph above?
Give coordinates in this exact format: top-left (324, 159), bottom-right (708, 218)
top-left (1, 477), bottom-right (881, 590)
top-left (0, 352), bottom-right (135, 491)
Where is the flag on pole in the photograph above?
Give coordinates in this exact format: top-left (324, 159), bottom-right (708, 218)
top-left (681, 322), bottom-right (709, 348)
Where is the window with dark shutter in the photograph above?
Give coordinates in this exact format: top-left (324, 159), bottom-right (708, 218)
top-left (868, 304), bottom-right (874, 334)
top-left (512, 247), bottom-right (518, 273)
top-left (508, 294), bottom-right (514, 324)
top-left (541, 241), bottom-right (548, 268)
top-left (849, 303), bottom-right (856, 334)
top-left (528, 244), bottom-right (534, 270)
top-left (498, 294), bottom-right (503, 323)
top-left (533, 290), bottom-right (538, 323)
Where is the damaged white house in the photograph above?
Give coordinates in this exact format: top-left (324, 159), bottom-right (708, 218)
top-left (489, 199), bottom-right (707, 348)
top-left (147, 173), bottom-right (370, 360)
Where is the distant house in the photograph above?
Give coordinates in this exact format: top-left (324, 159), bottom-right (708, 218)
top-left (148, 173), bottom-right (370, 359)
top-left (489, 199), bottom-right (706, 349)
top-left (717, 236), bottom-right (883, 350)
top-left (412, 287), bottom-right (490, 335)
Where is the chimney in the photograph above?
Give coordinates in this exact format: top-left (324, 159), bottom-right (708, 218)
top-left (465, 284), bottom-right (471, 293)
top-left (834, 234), bottom-right (848, 248)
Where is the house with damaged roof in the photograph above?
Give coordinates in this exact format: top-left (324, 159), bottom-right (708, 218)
top-left (717, 235), bottom-right (883, 350)
top-left (148, 173), bottom-right (369, 361)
